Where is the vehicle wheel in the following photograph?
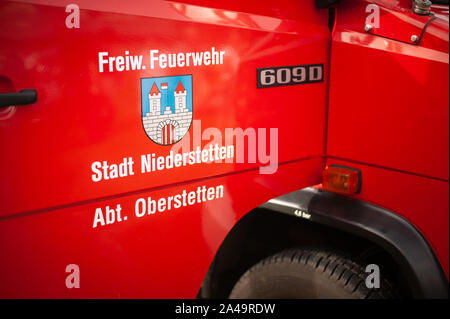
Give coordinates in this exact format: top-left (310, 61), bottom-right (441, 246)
top-left (229, 248), bottom-right (396, 299)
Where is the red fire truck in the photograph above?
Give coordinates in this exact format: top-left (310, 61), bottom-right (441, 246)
top-left (0, 0), bottom-right (448, 299)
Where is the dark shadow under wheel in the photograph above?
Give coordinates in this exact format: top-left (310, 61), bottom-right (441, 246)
top-left (229, 249), bottom-right (396, 299)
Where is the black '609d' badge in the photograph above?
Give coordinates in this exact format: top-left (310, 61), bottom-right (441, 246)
top-left (257, 64), bottom-right (323, 88)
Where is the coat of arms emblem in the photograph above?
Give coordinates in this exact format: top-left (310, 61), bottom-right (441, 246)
top-left (141, 75), bottom-right (193, 145)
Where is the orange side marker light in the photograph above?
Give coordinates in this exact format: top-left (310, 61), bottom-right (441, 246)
top-left (322, 165), bottom-right (362, 194)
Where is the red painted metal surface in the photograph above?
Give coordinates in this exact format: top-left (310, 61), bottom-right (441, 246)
top-left (0, 0), bottom-right (329, 297)
top-left (0, 0), bottom-right (448, 298)
top-left (327, 0), bottom-right (449, 277)
top-left (0, 159), bottom-right (324, 298)
top-left (0, 0), bottom-right (329, 218)
top-left (328, 1), bottom-right (449, 181)
top-left (340, 0), bottom-right (432, 44)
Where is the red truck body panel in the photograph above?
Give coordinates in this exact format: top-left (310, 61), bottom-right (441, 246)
top-left (0, 0), bottom-right (329, 297)
top-left (327, 0), bottom-right (449, 278)
top-left (0, 0), bottom-right (329, 218)
top-left (0, 0), bottom-right (448, 297)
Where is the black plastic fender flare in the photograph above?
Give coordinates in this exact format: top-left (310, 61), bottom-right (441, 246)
top-left (260, 187), bottom-right (449, 299)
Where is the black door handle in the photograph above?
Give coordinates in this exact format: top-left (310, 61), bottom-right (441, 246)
top-left (0, 89), bottom-right (37, 108)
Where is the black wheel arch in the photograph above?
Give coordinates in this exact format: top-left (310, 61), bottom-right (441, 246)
top-left (200, 187), bottom-right (448, 299)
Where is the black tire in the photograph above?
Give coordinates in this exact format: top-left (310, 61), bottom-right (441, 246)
top-left (229, 249), bottom-right (396, 299)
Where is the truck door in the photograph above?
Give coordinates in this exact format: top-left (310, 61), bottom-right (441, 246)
top-left (0, 0), bottom-right (330, 297)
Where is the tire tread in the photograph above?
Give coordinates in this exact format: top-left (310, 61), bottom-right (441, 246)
top-left (230, 248), bottom-right (396, 299)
